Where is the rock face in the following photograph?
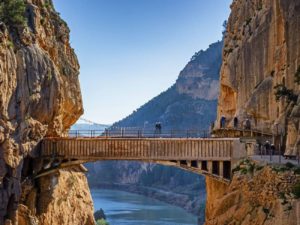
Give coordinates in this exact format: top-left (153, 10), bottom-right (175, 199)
top-left (177, 41), bottom-right (222, 101)
top-left (0, 0), bottom-right (94, 224)
top-left (216, 0), bottom-right (300, 154)
top-left (205, 161), bottom-right (300, 225)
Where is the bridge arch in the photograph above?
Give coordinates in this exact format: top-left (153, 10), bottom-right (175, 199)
top-left (36, 137), bottom-right (247, 183)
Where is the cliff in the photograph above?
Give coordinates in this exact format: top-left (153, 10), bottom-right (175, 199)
top-left (216, 0), bottom-right (300, 154)
top-left (0, 0), bottom-right (94, 224)
top-left (207, 0), bottom-right (300, 224)
top-left (205, 160), bottom-right (300, 225)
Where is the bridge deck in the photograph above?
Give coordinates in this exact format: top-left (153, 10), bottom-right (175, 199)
top-left (38, 137), bottom-right (247, 182)
top-left (41, 138), bottom-right (241, 161)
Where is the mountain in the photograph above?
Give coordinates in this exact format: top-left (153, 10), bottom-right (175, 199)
top-left (86, 40), bottom-right (223, 220)
top-left (112, 41), bottom-right (223, 131)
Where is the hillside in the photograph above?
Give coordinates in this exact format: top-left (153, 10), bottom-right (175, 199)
top-left (113, 41), bottom-right (223, 131)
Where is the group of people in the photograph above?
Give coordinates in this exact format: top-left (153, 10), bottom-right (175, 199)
top-left (219, 116), bottom-right (251, 130)
top-left (258, 141), bottom-right (276, 155)
top-left (155, 122), bottom-right (162, 134)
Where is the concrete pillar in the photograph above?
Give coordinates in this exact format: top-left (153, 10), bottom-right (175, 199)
top-left (197, 161), bottom-right (202, 169)
top-left (207, 161), bottom-right (213, 174)
top-left (219, 161), bottom-right (224, 178)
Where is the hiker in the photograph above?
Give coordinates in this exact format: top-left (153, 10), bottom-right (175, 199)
top-left (157, 122), bottom-right (162, 134)
top-left (220, 116), bottom-right (226, 128)
top-left (270, 144), bottom-right (276, 155)
top-left (233, 117), bottom-right (238, 129)
top-left (245, 119), bottom-right (251, 130)
top-left (264, 141), bottom-right (271, 154)
top-left (155, 122), bottom-right (162, 135)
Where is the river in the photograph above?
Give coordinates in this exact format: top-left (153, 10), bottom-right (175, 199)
top-left (91, 189), bottom-right (199, 225)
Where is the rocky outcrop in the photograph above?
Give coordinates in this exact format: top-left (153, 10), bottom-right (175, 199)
top-left (176, 41), bottom-right (222, 100)
top-left (205, 160), bottom-right (300, 225)
top-left (216, 0), bottom-right (300, 154)
top-left (0, 0), bottom-right (93, 224)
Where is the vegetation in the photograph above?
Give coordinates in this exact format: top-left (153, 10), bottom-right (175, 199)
top-left (0, 0), bottom-right (26, 26)
top-left (274, 66), bottom-right (300, 104)
top-left (274, 84), bottom-right (298, 104)
top-left (96, 219), bottom-right (109, 225)
top-left (232, 159), bottom-right (258, 176)
top-left (292, 182), bottom-right (300, 199)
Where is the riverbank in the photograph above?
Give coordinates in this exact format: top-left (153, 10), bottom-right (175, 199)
top-left (90, 183), bottom-right (206, 222)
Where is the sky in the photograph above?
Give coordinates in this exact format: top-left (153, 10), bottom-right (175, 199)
top-left (53, 0), bottom-right (232, 124)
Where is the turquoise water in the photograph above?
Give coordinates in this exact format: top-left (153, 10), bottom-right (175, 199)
top-left (91, 189), bottom-right (198, 225)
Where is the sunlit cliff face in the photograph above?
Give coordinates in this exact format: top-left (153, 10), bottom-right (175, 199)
top-left (216, 0), bottom-right (300, 153)
top-left (0, 0), bottom-right (90, 224)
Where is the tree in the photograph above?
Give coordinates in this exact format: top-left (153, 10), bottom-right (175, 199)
top-left (0, 0), bottom-right (26, 26)
top-left (222, 20), bottom-right (228, 37)
top-left (274, 84), bottom-right (298, 104)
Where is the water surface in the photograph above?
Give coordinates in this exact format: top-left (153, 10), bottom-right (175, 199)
top-left (91, 189), bottom-right (198, 225)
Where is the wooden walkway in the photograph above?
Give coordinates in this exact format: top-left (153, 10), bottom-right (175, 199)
top-left (38, 137), bottom-right (247, 182)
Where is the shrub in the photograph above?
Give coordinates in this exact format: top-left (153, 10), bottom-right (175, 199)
top-left (292, 182), bottom-right (300, 199)
top-left (0, 0), bottom-right (26, 26)
top-left (274, 84), bottom-right (298, 103)
top-left (285, 162), bottom-right (295, 169)
top-left (96, 219), bottom-right (109, 225)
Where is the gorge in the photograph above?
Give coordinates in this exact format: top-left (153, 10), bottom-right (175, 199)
top-left (0, 0), bottom-right (300, 225)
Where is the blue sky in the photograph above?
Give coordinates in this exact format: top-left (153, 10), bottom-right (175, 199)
top-left (53, 0), bottom-right (232, 124)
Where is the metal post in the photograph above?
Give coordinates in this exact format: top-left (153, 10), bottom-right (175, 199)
top-left (279, 142), bottom-right (281, 164)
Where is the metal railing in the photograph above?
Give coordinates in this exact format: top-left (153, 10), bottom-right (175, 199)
top-left (68, 128), bottom-right (210, 138)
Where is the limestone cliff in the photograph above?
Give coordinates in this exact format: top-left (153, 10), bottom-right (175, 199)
top-left (205, 160), bottom-right (300, 225)
top-left (0, 0), bottom-right (94, 224)
top-left (216, 0), bottom-right (300, 154)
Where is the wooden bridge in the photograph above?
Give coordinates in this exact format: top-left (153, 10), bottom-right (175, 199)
top-left (38, 136), bottom-right (248, 182)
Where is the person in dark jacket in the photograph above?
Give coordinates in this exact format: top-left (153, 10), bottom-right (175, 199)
top-left (220, 116), bottom-right (226, 128)
top-left (233, 117), bottom-right (238, 129)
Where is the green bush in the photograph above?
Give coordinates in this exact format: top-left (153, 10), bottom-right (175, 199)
top-left (285, 162), bottom-right (295, 169)
top-left (96, 219), bottom-right (109, 225)
top-left (292, 182), bottom-right (300, 199)
top-left (274, 84), bottom-right (298, 103)
top-left (0, 0), bottom-right (26, 26)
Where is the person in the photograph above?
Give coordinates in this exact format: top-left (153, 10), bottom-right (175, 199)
top-left (155, 122), bottom-right (159, 134)
top-left (264, 141), bottom-right (270, 154)
top-left (270, 144), bottom-right (276, 155)
top-left (220, 116), bottom-right (226, 128)
top-left (155, 122), bottom-right (162, 135)
top-left (245, 119), bottom-right (251, 130)
top-left (233, 117), bottom-right (238, 129)
top-left (157, 122), bottom-right (162, 134)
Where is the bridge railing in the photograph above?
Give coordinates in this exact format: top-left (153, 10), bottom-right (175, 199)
top-left (68, 129), bottom-right (210, 139)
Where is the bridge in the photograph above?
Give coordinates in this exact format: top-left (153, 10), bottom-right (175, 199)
top-left (36, 129), bottom-right (250, 183)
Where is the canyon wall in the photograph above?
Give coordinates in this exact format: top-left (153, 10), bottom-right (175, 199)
top-left (0, 0), bottom-right (94, 224)
top-left (216, 0), bottom-right (300, 154)
top-left (205, 161), bottom-right (300, 225)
